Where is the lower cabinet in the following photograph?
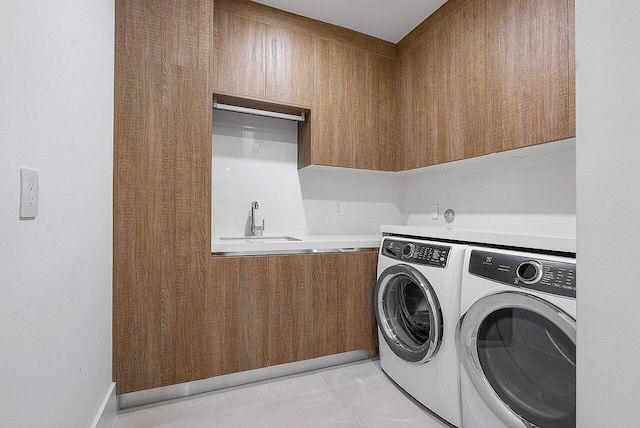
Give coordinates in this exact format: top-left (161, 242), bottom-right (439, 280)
top-left (211, 251), bottom-right (378, 376)
top-left (211, 256), bottom-right (270, 376)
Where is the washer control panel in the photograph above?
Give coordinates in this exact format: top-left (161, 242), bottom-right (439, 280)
top-left (469, 250), bottom-right (576, 298)
top-left (381, 239), bottom-right (450, 268)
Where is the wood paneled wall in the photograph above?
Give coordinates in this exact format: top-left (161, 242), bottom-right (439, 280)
top-left (114, 0), bottom-right (212, 394)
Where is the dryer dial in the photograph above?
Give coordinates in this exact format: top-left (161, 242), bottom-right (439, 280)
top-left (402, 243), bottom-right (415, 259)
top-left (516, 261), bottom-right (543, 284)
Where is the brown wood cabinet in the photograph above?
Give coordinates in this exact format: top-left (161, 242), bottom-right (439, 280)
top-left (435, 0), bottom-right (487, 161)
top-left (212, 11), bottom-right (266, 99)
top-left (268, 254), bottom-right (319, 365)
top-left (212, 11), bottom-right (313, 108)
top-left (396, 36), bottom-right (436, 170)
top-left (355, 51), bottom-right (394, 171)
top-left (266, 26), bottom-right (314, 107)
top-left (211, 257), bottom-right (269, 376)
top-left (396, 0), bottom-right (575, 169)
top-left (212, 0), bottom-right (395, 171)
top-left (303, 40), bottom-right (395, 171)
top-left (310, 39), bottom-right (357, 168)
top-left (210, 251), bottom-right (378, 375)
top-left (114, 0), bottom-right (211, 395)
top-left (486, 0), bottom-right (572, 151)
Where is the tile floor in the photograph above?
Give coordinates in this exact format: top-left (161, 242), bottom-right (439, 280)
top-left (114, 359), bottom-right (453, 427)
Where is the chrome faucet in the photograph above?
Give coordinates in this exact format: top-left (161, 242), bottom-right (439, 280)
top-left (250, 201), bottom-right (264, 237)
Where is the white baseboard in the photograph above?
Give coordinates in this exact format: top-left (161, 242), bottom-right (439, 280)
top-left (91, 382), bottom-right (117, 428)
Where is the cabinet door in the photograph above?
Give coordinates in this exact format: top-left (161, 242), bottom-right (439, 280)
top-left (396, 36), bottom-right (438, 170)
top-left (114, 57), bottom-right (211, 394)
top-left (268, 254), bottom-right (318, 365)
top-left (212, 11), bottom-right (265, 98)
top-left (486, 0), bottom-right (572, 151)
top-left (266, 26), bottom-right (313, 108)
top-left (337, 251), bottom-right (379, 353)
top-left (435, 0), bottom-right (488, 162)
top-left (312, 39), bottom-right (357, 168)
top-left (355, 51), bottom-right (395, 171)
top-left (211, 257), bottom-right (269, 376)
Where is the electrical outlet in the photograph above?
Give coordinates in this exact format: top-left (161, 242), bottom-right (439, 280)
top-left (431, 204), bottom-right (439, 220)
top-left (20, 168), bottom-right (39, 218)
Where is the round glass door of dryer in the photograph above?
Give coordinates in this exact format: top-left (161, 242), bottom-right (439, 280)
top-left (457, 292), bottom-right (576, 428)
top-left (375, 264), bottom-right (443, 363)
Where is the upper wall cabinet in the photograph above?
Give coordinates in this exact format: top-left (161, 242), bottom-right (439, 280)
top-left (355, 50), bottom-right (394, 171)
top-left (212, 12), bottom-right (266, 99)
top-left (396, 36), bottom-right (436, 170)
top-left (265, 27), bottom-right (314, 107)
top-left (212, 12), bottom-right (313, 108)
top-left (211, 0), bottom-right (395, 172)
top-left (301, 39), bottom-right (394, 170)
top-left (486, 0), bottom-right (573, 151)
top-left (435, 0), bottom-right (488, 162)
top-left (310, 39), bottom-right (357, 168)
top-left (396, 0), bottom-right (575, 169)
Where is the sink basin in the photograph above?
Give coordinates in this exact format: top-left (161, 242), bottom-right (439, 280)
top-left (219, 236), bottom-right (302, 244)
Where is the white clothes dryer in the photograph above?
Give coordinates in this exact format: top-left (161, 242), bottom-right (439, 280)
top-left (375, 236), bottom-right (467, 427)
top-left (457, 246), bottom-right (576, 428)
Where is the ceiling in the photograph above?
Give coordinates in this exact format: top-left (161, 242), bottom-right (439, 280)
top-left (251, 0), bottom-right (448, 44)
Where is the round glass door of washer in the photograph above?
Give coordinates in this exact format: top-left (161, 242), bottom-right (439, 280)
top-left (375, 264), bottom-right (443, 364)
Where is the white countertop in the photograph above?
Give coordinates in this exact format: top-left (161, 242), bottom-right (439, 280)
top-left (212, 233), bottom-right (382, 255)
top-left (380, 225), bottom-right (576, 253)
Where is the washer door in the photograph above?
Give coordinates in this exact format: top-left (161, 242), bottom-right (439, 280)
top-left (457, 291), bottom-right (576, 428)
top-left (375, 264), bottom-right (443, 363)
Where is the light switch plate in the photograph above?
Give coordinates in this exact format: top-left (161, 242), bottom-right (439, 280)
top-left (20, 168), bottom-right (39, 218)
top-left (339, 202), bottom-right (347, 216)
top-left (431, 204), bottom-right (439, 220)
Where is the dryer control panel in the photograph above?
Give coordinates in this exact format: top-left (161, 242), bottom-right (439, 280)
top-left (381, 239), bottom-right (450, 268)
top-left (469, 250), bottom-right (576, 298)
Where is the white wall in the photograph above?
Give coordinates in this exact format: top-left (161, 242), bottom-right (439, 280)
top-left (212, 110), bottom-right (403, 239)
top-left (576, 1), bottom-right (640, 426)
top-left (400, 140), bottom-right (576, 237)
top-left (0, 1), bottom-right (114, 427)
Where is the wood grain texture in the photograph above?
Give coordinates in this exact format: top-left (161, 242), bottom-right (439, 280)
top-left (115, 0), bottom-right (162, 61)
top-left (211, 257), bottom-right (269, 376)
top-left (436, 0), bottom-right (487, 161)
top-left (312, 39), bottom-right (357, 168)
top-left (268, 255), bottom-right (318, 366)
top-left (161, 63), bottom-right (211, 388)
top-left (114, 56), bottom-right (164, 393)
top-left (396, 36), bottom-right (437, 170)
top-left (531, 0), bottom-right (570, 145)
top-left (114, 0), bottom-right (211, 392)
top-left (355, 51), bottom-right (395, 171)
top-left (215, 0), bottom-right (395, 58)
top-left (397, 0), bottom-right (475, 57)
top-left (337, 252), bottom-right (378, 353)
top-left (114, 56), bottom-right (212, 394)
top-left (567, 0), bottom-right (575, 136)
top-left (266, 26), bottom-right (314, 108)
top-left (486, 0), bottom-right (571, 152)
top-left (314, 253), bottom-right (342, 358)
top-left (212, 11), bottom-right (266, 98)
top-left (162, 0), bottom-right (210, 69)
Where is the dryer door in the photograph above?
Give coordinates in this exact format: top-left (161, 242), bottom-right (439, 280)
top-left (375, 264), bottom-right (443, 364)
top-left (457, 291), bottom-right (576, 428)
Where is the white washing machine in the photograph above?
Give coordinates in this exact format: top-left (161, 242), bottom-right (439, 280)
top-left (375, 236), bottom-right (467, 427)
top-left (457, 246), bottom-right (576, 428)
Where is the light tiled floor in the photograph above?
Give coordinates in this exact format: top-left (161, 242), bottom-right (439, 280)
top-left (114, 359), bottom-right (453, 428)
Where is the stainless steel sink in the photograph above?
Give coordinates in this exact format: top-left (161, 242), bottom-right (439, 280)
top-left (219, 236), bottom-right (302, 243)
